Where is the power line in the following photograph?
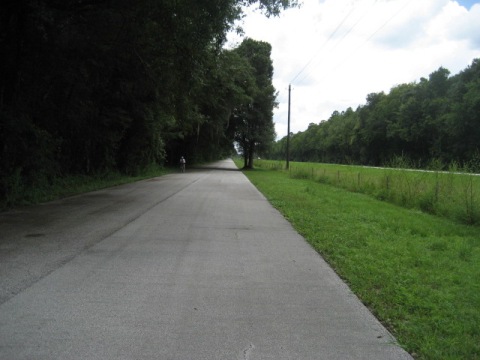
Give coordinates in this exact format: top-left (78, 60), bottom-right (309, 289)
top-left (294, 0), bottom-right (378, 86)
top-left (283, 0), bottom-right (414, 144)
top-left (290, 3), bottom-right (358, 84)
top-left (313, 0), bottom-right (414, 86)
top-left (363, 0), bottom-right (414, 44)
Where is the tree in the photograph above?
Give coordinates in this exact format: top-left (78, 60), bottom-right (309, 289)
top-left (0, 0), bottom-right (299, 203)
top-left (229, 39), bottom-right (277, 169)
top-left (269, 59), bottom-right (480, 170)
top-left (446, 59), bottom-right (480, 164)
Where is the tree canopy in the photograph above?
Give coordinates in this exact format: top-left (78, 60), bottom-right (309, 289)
top-left (230, 38), bottom-right (277, 169)
top-left (0, 0), bottom-right (293, 203)
top-left (271, 59), bottom-right (480, 170)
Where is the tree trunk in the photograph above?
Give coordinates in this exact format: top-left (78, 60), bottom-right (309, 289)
top-left (246, 141), bottom-right (254, 169)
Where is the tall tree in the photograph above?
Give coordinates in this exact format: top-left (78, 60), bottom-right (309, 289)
top-left (230, 39), bottom-right (277, 169)
top-left (0, 0), bottom-right (299, 203)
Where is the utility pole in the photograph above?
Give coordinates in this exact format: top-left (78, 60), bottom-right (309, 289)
top-left (286, 84), bottom-right (291, 170)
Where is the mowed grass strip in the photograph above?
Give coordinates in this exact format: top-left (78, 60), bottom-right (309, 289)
top-left (255, 159), bottom-right (480, 226)
top-left (241, 167), bottom-right (479, 360)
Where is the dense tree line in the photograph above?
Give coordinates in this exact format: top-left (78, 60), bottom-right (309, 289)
top-left (271, 59), bottom-right (480, 170)
top-left (0, 0), bottom-right (295, 202)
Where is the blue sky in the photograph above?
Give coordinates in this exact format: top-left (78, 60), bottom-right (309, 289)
top-left (228, 0), bottom-right (480, 138)
top-left (457, 0), bottom-right (479, 9)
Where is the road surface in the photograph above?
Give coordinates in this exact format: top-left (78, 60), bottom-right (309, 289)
top-left (0, 159), bottom-right (412, 359)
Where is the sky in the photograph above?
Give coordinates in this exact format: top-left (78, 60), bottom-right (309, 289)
top-left (226, 0), bottom-right (480, 139)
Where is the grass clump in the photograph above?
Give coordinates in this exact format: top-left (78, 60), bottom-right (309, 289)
top-left (240, 167), bottom-right (480, 360)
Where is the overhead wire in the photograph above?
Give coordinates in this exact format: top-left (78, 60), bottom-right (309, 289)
top-left (290, 4), bottom-right (357, 84)
top-left (314, 0), bottom-right (415, 86)
top-left (280, 0), bottom-right (414, 138)
top-left (294, 0), bottom-right (378, 86)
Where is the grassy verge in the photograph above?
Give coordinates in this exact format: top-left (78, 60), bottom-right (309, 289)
top-left (1, 164), bottom-right (175, 210)
top-left (254, 159), bottom-right (480, 226)
top-left (237, 163), bottom-right (479, 359)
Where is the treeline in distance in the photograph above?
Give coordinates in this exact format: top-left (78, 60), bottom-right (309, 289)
top-left (271, 60), bottom-right (480, 171)
top-left (1, 0), bottom-right (297, 203)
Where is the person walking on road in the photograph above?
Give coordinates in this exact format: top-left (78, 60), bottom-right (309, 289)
top-left (179, 156), bottom-right (186, 173)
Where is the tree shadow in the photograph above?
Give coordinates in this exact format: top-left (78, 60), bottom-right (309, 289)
top-left (189, 165), bottom-right (241, 172)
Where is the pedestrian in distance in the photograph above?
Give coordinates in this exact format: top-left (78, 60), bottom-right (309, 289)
top-left (179, 156), bottom-right (186, 173)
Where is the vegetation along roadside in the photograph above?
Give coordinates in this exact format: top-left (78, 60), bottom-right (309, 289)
top-left (255, 159), bottom-right (480, 226)
top-left (236, 161), bottom-right (479, 359)
top-left (0, 165), bottom-right (174, 211)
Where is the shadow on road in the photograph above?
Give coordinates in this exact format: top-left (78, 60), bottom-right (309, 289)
top-left (189, 165), bottom-right (241, 172)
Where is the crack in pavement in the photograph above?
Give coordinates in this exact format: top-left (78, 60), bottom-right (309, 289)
top-left (242, 343), bottom-right (255, 360)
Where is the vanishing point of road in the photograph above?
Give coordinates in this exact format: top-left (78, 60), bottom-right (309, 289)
top-left (0, 159), bottom-right (412, 359)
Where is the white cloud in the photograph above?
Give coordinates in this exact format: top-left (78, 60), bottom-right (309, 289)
top-left (227, 0), bottom-right (480, 139)
top-left (448, 3), bottom-right (480, 47)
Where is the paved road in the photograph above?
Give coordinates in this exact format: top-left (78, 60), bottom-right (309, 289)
top-left (0, 159), bottom-right (412, 359)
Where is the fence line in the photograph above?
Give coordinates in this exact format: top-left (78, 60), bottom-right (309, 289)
top-left (255, 160), bottom-right (479, 226)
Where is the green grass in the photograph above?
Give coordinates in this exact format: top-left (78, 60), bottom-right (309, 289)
top-left (1, 164), bottom-right (175, 210)
top-left (237, 163), bottom-right (479, 359)
top-left (255, 160), bottom-right (480, 226)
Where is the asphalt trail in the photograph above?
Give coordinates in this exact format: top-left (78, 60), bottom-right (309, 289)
top-left (0, 159), bottom-right (412, 359)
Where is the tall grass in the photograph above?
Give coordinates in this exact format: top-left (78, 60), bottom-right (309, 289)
top-left (254, 159), bottom-right (480, 226)
top-left (238, 165), bottom-right (480, 359)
